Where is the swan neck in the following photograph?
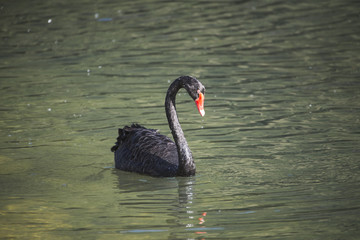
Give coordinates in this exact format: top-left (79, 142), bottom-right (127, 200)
top-left (165, 80), bottom-right (195, 176)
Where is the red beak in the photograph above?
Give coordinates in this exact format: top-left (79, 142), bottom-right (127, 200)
top-left (195, 90), bottom-right (205, 117)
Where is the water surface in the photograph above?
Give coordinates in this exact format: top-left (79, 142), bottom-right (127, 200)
top-left (1, 0), bottom-right (360, 239)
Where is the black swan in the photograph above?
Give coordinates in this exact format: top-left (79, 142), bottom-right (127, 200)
top-left (111, 76), bottom-right (205, 177)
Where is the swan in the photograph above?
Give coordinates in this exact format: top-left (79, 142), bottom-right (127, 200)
top-left (111, 76), bottom-right (205, 177)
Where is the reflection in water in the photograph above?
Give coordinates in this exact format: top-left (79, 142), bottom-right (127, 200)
top-left (114, 171), bottom-right (213, 238)
top-left (177, 178), bottom-right (196, 228)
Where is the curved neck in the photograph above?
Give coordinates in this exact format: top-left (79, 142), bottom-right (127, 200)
top-left (165, 79), bottom-right (196, 176)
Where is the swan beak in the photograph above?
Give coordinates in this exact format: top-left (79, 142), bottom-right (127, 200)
top-left (195, 91), bottom-right (205, 117)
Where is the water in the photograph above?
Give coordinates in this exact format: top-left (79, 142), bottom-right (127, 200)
top-left (1, 0), bottom-right (360, 239)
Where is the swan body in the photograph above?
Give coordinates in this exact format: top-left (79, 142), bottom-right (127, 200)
top-left (111, 76), bottom-right (205, 177)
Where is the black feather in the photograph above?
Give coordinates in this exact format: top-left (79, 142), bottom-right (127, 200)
top-left (111, 124), bottom-right (178, 177)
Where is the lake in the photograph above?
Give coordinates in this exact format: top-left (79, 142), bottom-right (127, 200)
top-left (0, 0), bottom-right (359, 239)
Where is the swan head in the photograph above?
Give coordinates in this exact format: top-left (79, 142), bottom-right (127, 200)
top-left (181, 76), bottom-right (206, 117)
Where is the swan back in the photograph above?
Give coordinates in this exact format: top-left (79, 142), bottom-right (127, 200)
top-left (111, 124), bottom-right (179, 177)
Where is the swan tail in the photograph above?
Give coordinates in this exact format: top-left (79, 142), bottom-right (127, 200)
top-left (111, 124), bottom-right (158, 152)
top-left (111, 126), bottom-right (131, 152)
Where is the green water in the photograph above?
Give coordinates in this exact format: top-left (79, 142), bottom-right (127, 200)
top-left (1, 0), bottom-right (360, 239)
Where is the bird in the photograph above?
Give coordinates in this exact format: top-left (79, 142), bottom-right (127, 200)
top-left (111, 76), bottom-right (205, 177)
